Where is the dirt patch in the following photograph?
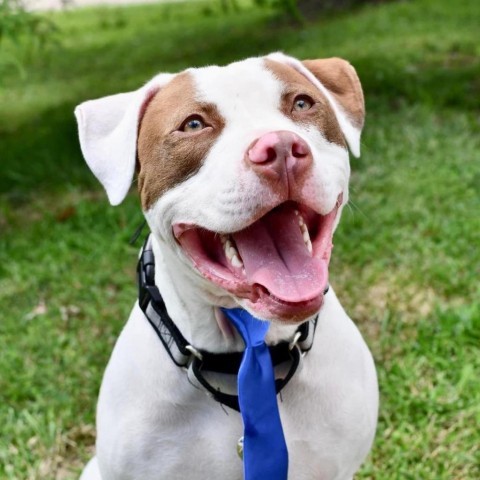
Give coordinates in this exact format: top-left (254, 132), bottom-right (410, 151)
top-left (333, 272), bottom-right (439, 339)
top-left (36, 424), bottom-right (96, 480)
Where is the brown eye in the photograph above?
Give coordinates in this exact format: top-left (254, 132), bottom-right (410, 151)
top-left (293, 95), bottom-right (314, 112)
top-left (180, 116), bottom-right (205, 132)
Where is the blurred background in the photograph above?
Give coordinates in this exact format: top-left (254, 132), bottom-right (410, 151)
top-left (0, 0), bottom-right (479, 478)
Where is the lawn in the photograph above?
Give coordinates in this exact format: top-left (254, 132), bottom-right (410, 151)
top-left (0, 0), bottom-right (479, 478)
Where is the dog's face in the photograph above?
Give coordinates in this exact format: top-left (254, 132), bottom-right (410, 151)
top-left (75, 53), bottom-right (364, 323)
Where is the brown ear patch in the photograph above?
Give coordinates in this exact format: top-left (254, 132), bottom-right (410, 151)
top-left (137, 72), bottom-right (225, 211)
top-left (302, 58), bottom-right (365, 129)
top-left (265, 59), bottom-right (346, 149)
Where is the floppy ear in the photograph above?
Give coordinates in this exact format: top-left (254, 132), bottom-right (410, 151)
top-left (74, 74), bottom-right (175, 205)
top-left (266, 53), bottom-right (364, 157)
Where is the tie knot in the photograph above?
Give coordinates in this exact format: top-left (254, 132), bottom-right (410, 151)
top-left (222, 308), bottom-right (269, 347)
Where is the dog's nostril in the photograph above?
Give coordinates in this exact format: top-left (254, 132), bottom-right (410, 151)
top-left (292, 141), bottom-right (309, 158)
top-left (265, 147), bottom-right (277, 163)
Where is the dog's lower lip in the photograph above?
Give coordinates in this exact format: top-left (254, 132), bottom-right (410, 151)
top-left (253, 284), bottom-right (323, 307)
top-left (248, 288), bottom-right (325, 322)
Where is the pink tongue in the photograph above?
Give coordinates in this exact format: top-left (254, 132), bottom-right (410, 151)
top-left (232, 206), bottom-right (327, 303)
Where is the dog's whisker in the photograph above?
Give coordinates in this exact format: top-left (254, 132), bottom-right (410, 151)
top-left (348, 198), bottom-right (370, 220)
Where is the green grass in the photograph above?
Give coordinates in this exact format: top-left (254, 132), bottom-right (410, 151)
top-left (1, 0), bottom-right (479, 478)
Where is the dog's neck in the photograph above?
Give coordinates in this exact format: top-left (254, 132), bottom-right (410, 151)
top-left (150, 235), bottom-right (299, 353)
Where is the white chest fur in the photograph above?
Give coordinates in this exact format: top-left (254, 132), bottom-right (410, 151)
top-left (87, 290), bottom-right (377, 480)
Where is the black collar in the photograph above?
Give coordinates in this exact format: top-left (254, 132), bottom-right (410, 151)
top-left (137, 234), bottom-right (324, 412)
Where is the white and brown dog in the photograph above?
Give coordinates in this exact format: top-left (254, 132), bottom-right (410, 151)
top-left (75, 52), bottom-right (378, 480)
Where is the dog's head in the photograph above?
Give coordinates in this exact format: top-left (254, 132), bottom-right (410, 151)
top-left (75, 53), bottom-right (364, 324)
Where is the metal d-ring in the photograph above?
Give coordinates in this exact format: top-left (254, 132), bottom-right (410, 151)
top-left (185, 345), bottom-right (203, 361)
top-left (289, 331), bottom-right (302, 351)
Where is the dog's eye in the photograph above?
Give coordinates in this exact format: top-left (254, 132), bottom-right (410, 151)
top-left (181, 116), bottom-right (206, 132)
top-left (293, 96), bottom-right (314, 112)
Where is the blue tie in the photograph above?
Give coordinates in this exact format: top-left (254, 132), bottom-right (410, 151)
top-left (222, 308), bottom-right (289, 480)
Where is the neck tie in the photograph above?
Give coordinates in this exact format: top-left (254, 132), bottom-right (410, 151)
top-left (222, 308), bottom-right (289, 480)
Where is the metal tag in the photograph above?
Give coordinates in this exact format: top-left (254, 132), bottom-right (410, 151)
top-left (236, 436), bottom-right (244, 460)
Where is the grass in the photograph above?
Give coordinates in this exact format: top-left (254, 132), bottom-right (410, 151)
top-left (0, 0), bottom-right (479, 478)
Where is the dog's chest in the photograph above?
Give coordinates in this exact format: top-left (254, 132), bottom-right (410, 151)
top-left (96, 304), bottom-right (375, 480)
top-left (102, 399), bottom-right (347, 480)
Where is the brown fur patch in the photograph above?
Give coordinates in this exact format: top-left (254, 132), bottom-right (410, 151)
top-left (265, 59), bottom-right (346, 148)
top-left (137, 72), bottom-right (225, 210)
top-left (302, 58), bottom-right (365, 129)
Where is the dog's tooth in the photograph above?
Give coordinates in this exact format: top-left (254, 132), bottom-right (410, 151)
top-left (302, 229), bottom-right (310, 243)
top-left (302, 226), bottom-right (312, 254)
top-left (306, 238), bottom-right (313, 254)
top-left (300, 224), bottom-right (309, 243)
top-left (299, 219), bottom-right (312, 253)
top-left (219, 233), bottom-right (243, 267)
top-left (224, 240), bottom-right (234, 259)
top-left (294, 209), bottom-right (299, 216)
top-left (231, 254), bottom-right (243, 268)
top-left (224, 238), bottom-right (243, 266)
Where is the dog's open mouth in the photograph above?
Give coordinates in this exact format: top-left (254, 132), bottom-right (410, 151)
top-left (173, 198), bottom-right (341, 321)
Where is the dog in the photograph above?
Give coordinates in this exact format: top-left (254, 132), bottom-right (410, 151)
top-left (75, 52), bottom-right (378, 480)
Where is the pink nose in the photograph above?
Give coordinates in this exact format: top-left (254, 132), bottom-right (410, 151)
top-left (247, 131), bottom-right (311, 179)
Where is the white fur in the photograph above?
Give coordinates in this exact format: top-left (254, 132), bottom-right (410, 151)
top-left (77, 54), bottom-right (378, 480)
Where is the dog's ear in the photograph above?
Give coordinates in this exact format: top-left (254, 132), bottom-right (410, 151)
top-left (266, 53), bottom-right (364, 157)
top-left (74, 74), bottom-right (174, 205)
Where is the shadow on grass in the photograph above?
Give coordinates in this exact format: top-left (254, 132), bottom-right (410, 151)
top-left (1, 2), bottom-right (479, 199)
top-left (0, 104), bottom-right (88, 199)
